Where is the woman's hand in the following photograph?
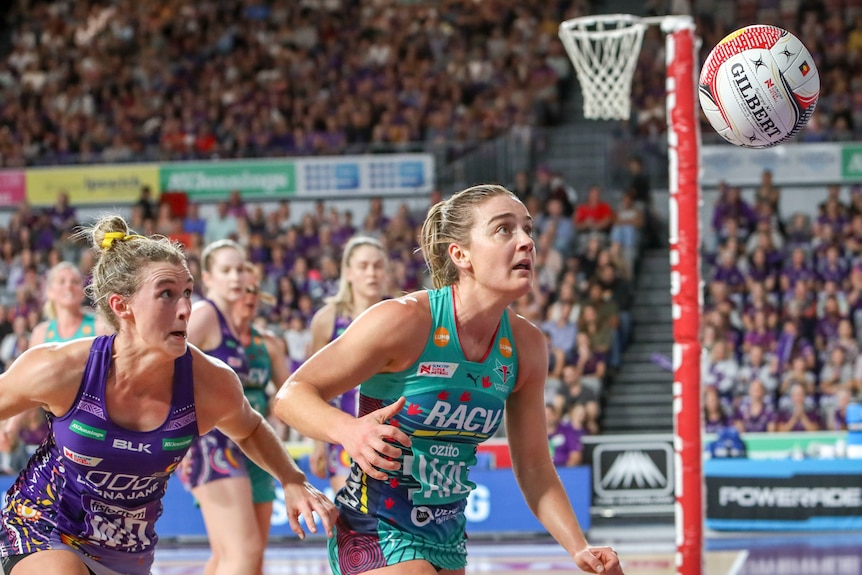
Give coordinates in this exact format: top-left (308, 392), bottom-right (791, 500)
top-left (281, 479), bottom-right (338, 539)
top-left (573, 545), bottom-right (625, 574)
top-left (338, 397), bottom-right (412, 481)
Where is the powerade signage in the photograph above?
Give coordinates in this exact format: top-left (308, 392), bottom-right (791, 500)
top-left (591, 440), bottom-right (674, 506)
top-left (706, 459), bottom-right (862, 530)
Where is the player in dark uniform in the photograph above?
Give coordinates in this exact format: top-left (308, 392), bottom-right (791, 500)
top-left (0, 215), bottom-right (334, 575)
top-left (276, 185), bottom-right (623, 575)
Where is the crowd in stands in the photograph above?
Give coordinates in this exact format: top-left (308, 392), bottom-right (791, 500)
top-left (702, 171), bottom-right (862, 436)
top-left (0, 0), bottom-right (594, 167)
top-left (0, 160), bottom-right (644, 472)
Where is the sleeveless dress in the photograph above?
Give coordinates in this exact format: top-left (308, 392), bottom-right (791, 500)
top-left (44, 314), bottom-right (97, 343)
top-left (326, 313), bottom-right (358, 477)
top-left (180, 299), bottom-right (250, 489)
top-left (0, 335), bottom-right (198, 575)
top-left (329, 286), bottom-right (518, 573)
top-left (244, 327), bottom-right (276, 503)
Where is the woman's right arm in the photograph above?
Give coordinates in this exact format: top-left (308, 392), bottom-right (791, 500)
top-left (274, 297), bottom-right (424, 480)
top-left (0, 341), bottom-right (87, 421)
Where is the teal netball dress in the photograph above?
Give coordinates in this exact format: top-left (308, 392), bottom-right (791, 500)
top-left (244, 327), bottom-right (277, 503)
top-left (329, 286), bottom-right (518, 574)
top-left (43, 314), bottom-right (97, 342)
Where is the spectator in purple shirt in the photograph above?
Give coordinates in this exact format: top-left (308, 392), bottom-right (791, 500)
top-left (814, 294), bottom-right (844, 353)
top-left (711, 246), bottom-right (747, 295)
top-left (816, 194), bottom-right (849, 239)
top-left (712, 185), bottom-right (758, 236)
top-left (742, 310), bottom-right (777, 355)
top-left (737, 344), bottom-right (780, 398)
top-left (816, 244), bottom-right (850, 288)
top-left (746, 247), bottom-right (779, 294)
top-left (785, 213), bottom-right (814, 251)
top-left (741, 281), bottom-right (779, 332)
top-left (733, 379), bottom-right (777, 433)
top-left (776, 382), bottom-right (822, 431)
top-left (704, 385), bottom-right (732, 434)
top-left (545, 403), bottom-right (583, 467)
top-left (775, 319), bottom-right (817, 373)
top-left (780, 247), bottom-right (816, 293)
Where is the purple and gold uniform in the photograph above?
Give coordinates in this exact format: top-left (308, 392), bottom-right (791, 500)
top-left (180, 300), bottom-right (249, 489)
top-left (326, 314), bottom-right (358, 477)
top-left (0, 335), bottom-right (197, 575)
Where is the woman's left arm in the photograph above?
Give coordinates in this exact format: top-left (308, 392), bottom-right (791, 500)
top-left (506, 315), bottom-right (623, 575)
top-left (192, 347), bottom-right (336, 538)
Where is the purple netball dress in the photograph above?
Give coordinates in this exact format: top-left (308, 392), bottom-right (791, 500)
top-left (326, 314), bottom-right (358, 476)
top-left (0, 335), bottom-right (197, 575)
top-left (180, 300), bottom-right (250, 489)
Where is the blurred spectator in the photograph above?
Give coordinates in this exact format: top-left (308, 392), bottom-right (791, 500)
top-left (0, 315), bottom-right (29, 369)
top-left (703, 385), bottom-right (731, 434)
top-left (776, 382), bottom-right (822, 432)
top-left (566, 332), bottom-right (606, 394)
top-left (541, 299), bottom-right (578, 360)
top-left (733, 379), bottom-right (777, 433)
top-left (574, 185), bottom-right (615, 244)
top-left (556, 363), bottom-right (600, 435)
top-left (283, 312), bottom-right (312, 373)
top-left (702, 340), bottom-right (738, 408)
top-left (545, 402), bottom-right (583, 467)
top-left (609, 190), bottom-right (643, 271)
top-left (737, 344), bottom-right (780, 399)
top-left (134, 186), bottom-right (157, 223)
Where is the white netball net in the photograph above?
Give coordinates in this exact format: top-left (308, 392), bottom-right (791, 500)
top-left (558, 14), bottom-right (647, 120)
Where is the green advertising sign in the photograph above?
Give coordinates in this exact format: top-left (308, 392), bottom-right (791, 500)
top-left (842, 145), bottom-right (862, 179)
top-left (160, 161), bottom-right (296, 199)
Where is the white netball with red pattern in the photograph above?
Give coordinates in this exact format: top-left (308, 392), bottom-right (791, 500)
top-left (698, 25), bottom-right (820, 148)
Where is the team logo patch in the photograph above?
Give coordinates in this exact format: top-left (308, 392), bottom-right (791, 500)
top-left (416, 362), bottom-right (459, 378)
top-left (69, 420), bottom-right (106, 441)
top-left (411, 505), bottom-right (433, 527)
top-left (495, 360), bottom-right (513, 390)
top-left (498, 337), bottom-right (513, 358)
top-left (63, 446), bottom-right (103, 467)
top-left (163, 436), bottom-right (194, 451)
top-left (433, 327), bottom-right (450, 347)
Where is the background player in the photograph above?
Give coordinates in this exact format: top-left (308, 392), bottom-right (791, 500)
top-left (308, 236), bottom-right (389, 494)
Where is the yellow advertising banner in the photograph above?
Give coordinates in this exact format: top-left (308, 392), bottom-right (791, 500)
top-left (25, 164), bottom-right (160, 206)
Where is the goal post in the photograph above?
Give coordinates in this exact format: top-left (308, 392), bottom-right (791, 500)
top-left (559, 15), bottom-right (703, 575)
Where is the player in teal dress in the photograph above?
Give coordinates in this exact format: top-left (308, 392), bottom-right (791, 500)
top-left (1, 262), bottom-right (102, 466)
top-left (233, 261), bottom-right (292, 554)
top-left (275, 185), bottom-right (624, 575)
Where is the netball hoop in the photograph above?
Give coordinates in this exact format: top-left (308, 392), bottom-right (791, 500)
top-left (559, 14), bottom-right (704, 575)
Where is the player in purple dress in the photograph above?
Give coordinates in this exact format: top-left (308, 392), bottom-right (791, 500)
top-left (180, 239), bottom-right (264, 574)
top-left (308, 236), bottom-right (389, 495)
top-left (0, 215), bottom-right (334, 575)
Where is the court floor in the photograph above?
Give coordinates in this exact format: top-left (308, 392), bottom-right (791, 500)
top-left (151, 527), bottom-right (862, 574)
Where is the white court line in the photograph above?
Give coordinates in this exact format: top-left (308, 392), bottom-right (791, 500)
top-left (726, 550), bottom-right (749, 575)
